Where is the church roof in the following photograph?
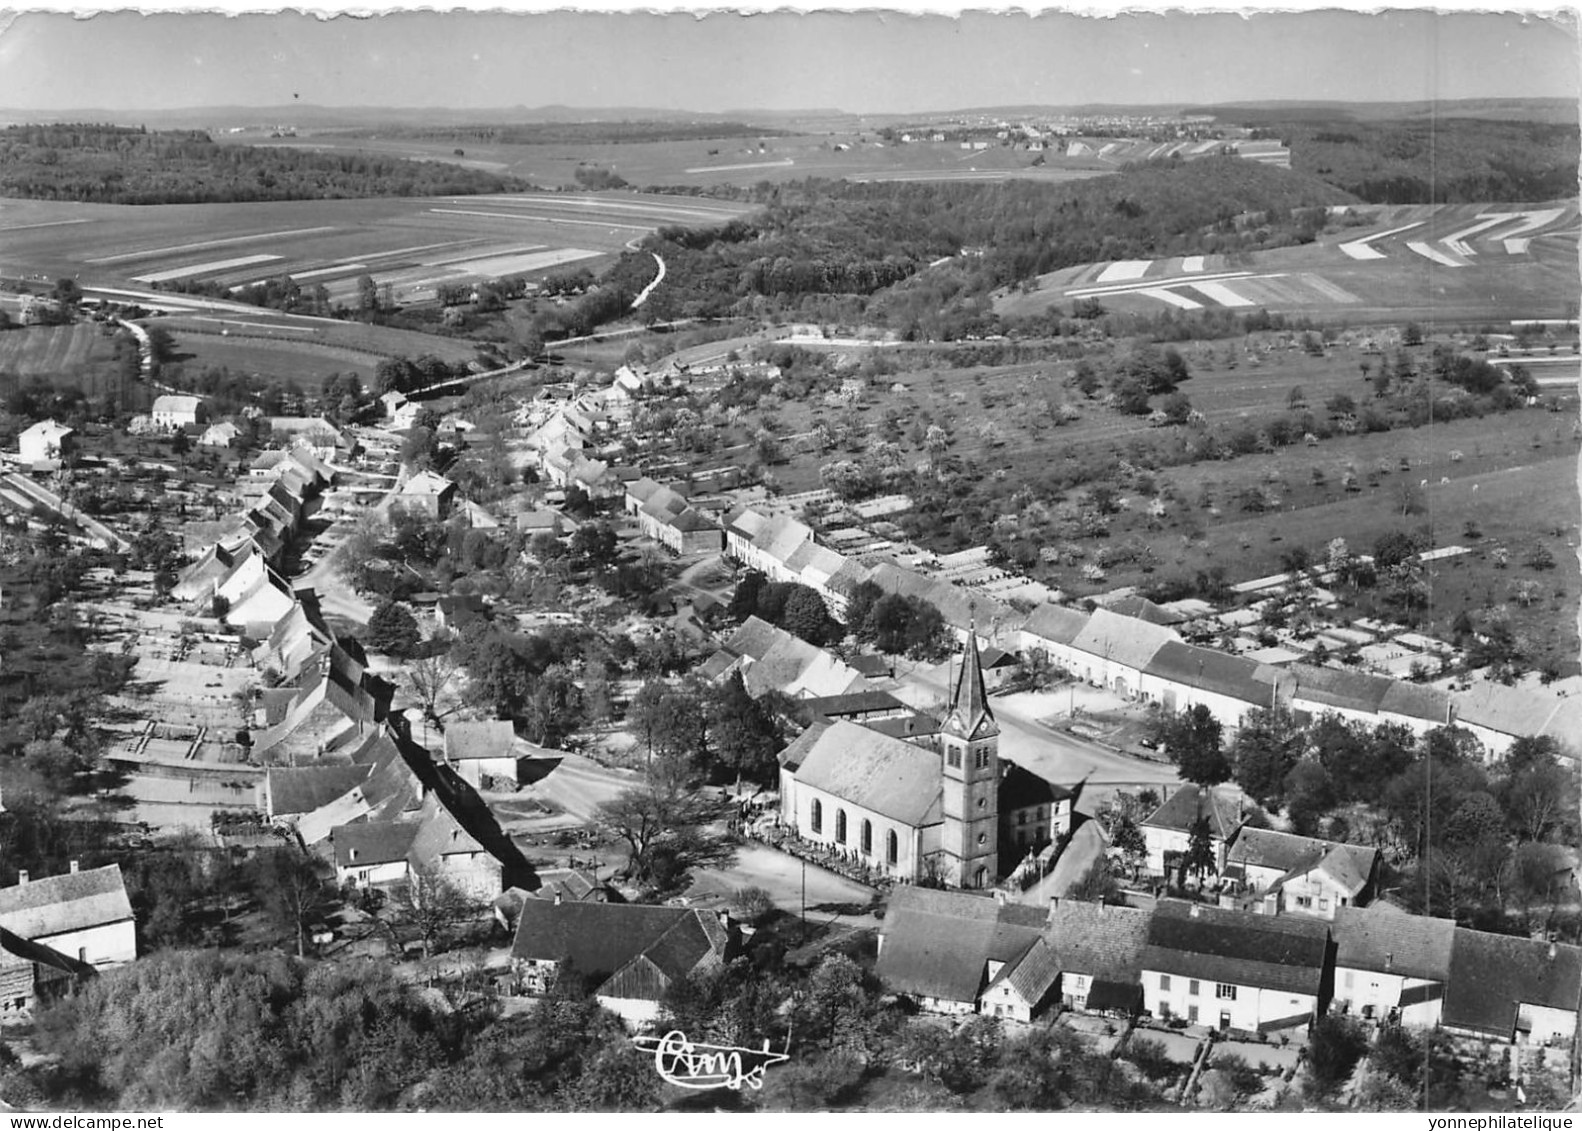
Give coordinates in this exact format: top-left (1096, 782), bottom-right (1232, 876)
top-left (792, 720), bottom-right (943, 827)
top-left (943, 631), bottom-right (998, 741)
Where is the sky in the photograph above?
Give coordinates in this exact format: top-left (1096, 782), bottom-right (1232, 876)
top-left (0, 6), bottom-right (1575, 115)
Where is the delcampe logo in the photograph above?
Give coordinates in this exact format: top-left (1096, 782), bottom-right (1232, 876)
top-left (631, 1030), bottom-right (791, 1091)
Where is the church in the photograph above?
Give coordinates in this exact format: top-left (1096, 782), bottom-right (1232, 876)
top-left (778, 632), bottom-right (1058, 889)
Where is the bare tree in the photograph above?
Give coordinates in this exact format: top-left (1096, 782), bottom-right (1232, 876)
top-left (407, 642), bottom-right (462, 731)
top-left (392, 869), bottom-right (485, 959)
top-left (246, 846), bottom-right (330, 958)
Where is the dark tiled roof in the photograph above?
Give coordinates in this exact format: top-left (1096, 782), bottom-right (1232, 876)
top-left (1144, 641), bottom-right (1273, 708)
top-left (511, 900), bottom-right (707, 986)
top-left (266, 764), bottom-right (372, 816)
top-left (877, 887), bottom-right (1044, 1004)
top-left (723, 616), bottom-right (791, 662)
top-left (1288, 664), bottom-right (1393, 714)
top-left (800, 690), bottom-right (907, 719)
top-left (1045, 899), bottom-right (1152, 984)
top-left (1141, 900), bottom-right (1329, 996)
top-left (862, 715), bottom-right (941, 741)
top-left (1000, 763), bottom-right (1074, 811)
top-left (1141, 784), bottom-right (1243, 840)
top-left (1103, 595), bottom-right (1185, 625)
top-left (1443, 929), bottom-right (1582, 1037)
top-left (0, 865), bottom-right (133, 940)
top-left (332, 822), bottom-right (421, 868)
top-left (1377, 680), bottom-right (1452, 724)
top-left (1227, 828), bottom-right (1341, 874)
top-left (1331, 906), bottom-right (1455, 981)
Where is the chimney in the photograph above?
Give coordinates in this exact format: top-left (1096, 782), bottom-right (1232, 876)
top-left (553, 890), bottom-right (563, 906)
top-left (16, 870), bottom-right (27, 885)
top-left (349, 848), bottom-right (358, 861)
top-left (1189, 903), bottom-right (1202, 918)
top-left (993, 888), bottom-right (1007, 906)
top-left (716, 909), bottom-right (731, 932)
top-left (1049, 896), bottom-right (1060, 915)
top-left (1549, 943), bottom-right (1558, 960)
top-left (1384, 952), bottom-right (1393, 971)
top-left (69, 860), bottom-right (79, 874)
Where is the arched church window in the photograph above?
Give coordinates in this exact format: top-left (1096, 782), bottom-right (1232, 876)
top-left (861, 819), bottom-right (872, 855)
top-left (887, 829), bottom-right (899, 866)
top-left (835, 809), bottom-right (847, 845)
top-left (810, 798), bottom-right (822, 834)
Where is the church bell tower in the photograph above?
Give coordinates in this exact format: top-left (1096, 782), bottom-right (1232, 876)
top-left (939, 626), bottom-right (1000, 889)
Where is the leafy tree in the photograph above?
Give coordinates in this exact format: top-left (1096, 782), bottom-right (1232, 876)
top-left (1109, 814), bottom-right (1146, 874)
top-left (366, 600), bottom-right (421, 657)
top-left (1183, 815), bottom-right (1217, 881)
top-left (707, 671), bottom-right (782, 788)
top-left (780, 584), bottom-right (837, 646)
top-left (1304, 1014), bottom-right (1369, 1101)
top-left (1283, 755), bottom-right (1337, 836)
top-left (1231, 706), bottom-right (1305, 806)
top-left (1163, 704), bottom-right (1230, 786)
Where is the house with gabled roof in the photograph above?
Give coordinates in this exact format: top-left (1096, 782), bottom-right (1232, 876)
top-left (1139, 784), bottom-right (1244, 877)
top-left (395, 469), bottom-right (457, 520)
top-left (0, 925), bottom-right (97, 1018)
top-left (1068, 607), bottom-right (1178, 699)
top-left (0, 863), bottom-right (136, 980)
top-left (151, 394), bottom-right (206, 430)
top-left (1044, 898), bottom-right (1152, 1017)
top-left (876, 886), bottom-right (1050, 1018)
top-left (1018, 603), bottom-right (1091, 674)
top-left (18, 419), bottom-right (74, 465)
top-left (510, 899), bottom-right (732, 1029)
top-left (443, 719), bottom-right (522, 788)
top-left (1141, 900), bottom-right (1332, 1033)
top-left (1140, 640), bottom-right (1284, 725)
top-left (1225, 828), bottom-right (1378, 918)
top-left (1330, 905), bottom-right (1455, 1028)
top-left (1442, 929), bottom-right (1582, 1045)
top-left (1452, 682), bottom-right (1570, 760)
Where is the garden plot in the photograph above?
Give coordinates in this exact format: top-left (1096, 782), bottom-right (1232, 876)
top-left (1095, 259), bottom-right (1153, 283)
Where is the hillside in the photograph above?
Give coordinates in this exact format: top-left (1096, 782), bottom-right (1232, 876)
top-left (0, 123), bottom-right (534, 204)
top-left (636, 157), bottom-right (1355, 337)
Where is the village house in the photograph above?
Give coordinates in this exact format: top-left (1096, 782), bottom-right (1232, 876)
top-left (1441, 929), bottom-right (1582, 1045)
top-left (199, 421), bottom-right (241, 448)
top-left (998, 763), bottom-right (1073, 864)
top-left (1330, 906), bottom-right (1456, 1028)
top-left (1223, 827), bottom-right (1379, 918)
top-left (1140, 900), bottom-right (1331, 1034)
top-left (876, 886), bottom-right (1053, 1019)
top-left (394, 469), bottom-right (458, 521)
top-left (510, 900), bottom-right (731, 1030)
top-left (17, 419), bottom-right (74, 465)
top-left (330, 796), bottom-right (500, 899)
top-left (150, 394), bottom-right (207, 431)
top-left (1044, 898), bottom-right (1151, 1017)
top-left (0, 862), bottom-right (137, 1003)
top-left (1139, 784), bottom-right (1245, 877)
top-left (443, 719), bottom-right (523, 789)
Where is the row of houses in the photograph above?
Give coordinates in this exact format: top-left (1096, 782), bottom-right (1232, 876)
top-left (723, 506), bottom-right (1015, 638)
top-left (877, 888), bottom-right (1582, 1046)
top-left (1018, 603), bottom-right (1581, 758)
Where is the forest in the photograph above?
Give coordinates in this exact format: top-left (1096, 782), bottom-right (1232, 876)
top-left (1254, 117), bottom-right (1580, 203)
top-left (632, 157), bottom-right (1355, 337)
top-left (0, 124), bottom-right (532, 204)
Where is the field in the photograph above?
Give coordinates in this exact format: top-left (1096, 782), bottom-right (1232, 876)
top-left (154, 314), bottom-right (486, 383)
top-left (0, 192), bottom-right (754, 300)
top-left (0, 320), bottom-right (121, 377)
top-left (996, 201), bottom-right (1581, 325)
top-left (242, 130), bottom-right (1120, 188)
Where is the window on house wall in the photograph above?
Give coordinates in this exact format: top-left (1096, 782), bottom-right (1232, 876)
top-left (887, 829), bottom-right (899, 866)
top-left (811, 799), bottom-right (822, 834)
top-left (1296, 896), bottom-right (1312, 908)
top-left (835, 809), bottom-right (847, 844)
top-left (1319, 898), bottom-right (1330, 911)
top-left (1189, 980), bottom-right (1200, 996)
top-left (861, 819), bottom-right (872, 855)
top-left (1160, 975), bottom-right (1172, 992)
top-left (1216, 984), bottom-right (1237, 1001)
top-left (1188, 1004), bottom-right (1199, 1024)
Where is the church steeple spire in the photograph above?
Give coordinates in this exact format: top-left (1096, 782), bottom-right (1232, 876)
top-left (944, 623), bottom-right (998, 741)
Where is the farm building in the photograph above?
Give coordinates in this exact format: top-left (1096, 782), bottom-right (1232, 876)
top-left (1141, 900), bottom-right (1330, 1033)
top-left (17, 419), bottom-right (74, 465)
top-left (877, 885), bottom-right (1054, 1020)
top-left (1044, 898), bottom-right (1151, 1018)
top-left (0, 863), bottom-right (137, 1011)
top-left (151, 394), bottom-right (207, 430)
top-left (510, 899), bottom-right (732, 1029)
top-left (443, 719), bottom-right (523, 788)
top-left (1140, 784), bottom-right (1245, 877)
top-left (1330, 906), bottom-right (1455, 1028)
